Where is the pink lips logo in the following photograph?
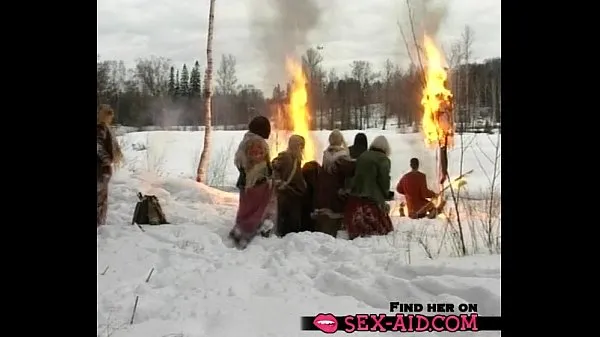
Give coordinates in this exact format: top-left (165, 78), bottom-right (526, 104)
top-left (313, 313), bottom-right (338, 334)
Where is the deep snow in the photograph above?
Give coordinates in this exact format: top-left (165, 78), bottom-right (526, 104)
top-left (97, 129), bottom-right (501, 337)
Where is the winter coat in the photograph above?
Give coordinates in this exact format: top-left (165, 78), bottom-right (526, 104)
top-left (234, 132), bottom-right (272, 190)
top-left (97, 123), bottom-right (115, 180)
top-left (301, 161), bottom-right (320, 231)
top-left (235, 116), bottom-right (272, 189)
top-left (272, 150), bottom-right (307, 236)
top-left (315, 146), bottom-right (355, 217)
top-left (397, 171), bottom-right (436, 216)
top-left (349, 133), bottom-right (368, 159)
top-left (271, 150), bottom-right (307, 197)
top-left (349, 148), bottom-right (391, 207)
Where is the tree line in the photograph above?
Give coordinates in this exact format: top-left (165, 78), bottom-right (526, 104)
top-left (97, 28), bottom-right (500, 131)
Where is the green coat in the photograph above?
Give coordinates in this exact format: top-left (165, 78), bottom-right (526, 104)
top-left (350, 149), bottom-right (391, 206)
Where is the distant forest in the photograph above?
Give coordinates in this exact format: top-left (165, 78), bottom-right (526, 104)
top-left (97, 31), bottom-right (500, 131)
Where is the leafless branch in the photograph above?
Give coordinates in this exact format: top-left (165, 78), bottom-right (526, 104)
top-left (145, 267), bottom-right (155, 283)
top-left (130, 296), bottom-right (139, 325)
top-left (405, 0), bottom-right (427, 88)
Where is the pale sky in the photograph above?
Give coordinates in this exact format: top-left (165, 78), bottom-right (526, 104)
top-left (97, 0), bottom-right (500, 93)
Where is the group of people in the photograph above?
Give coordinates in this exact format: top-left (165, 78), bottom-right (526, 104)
top-left (96, 105), bottom-right (443, 241)
top-left (229, 116), bottom-right (444, 249)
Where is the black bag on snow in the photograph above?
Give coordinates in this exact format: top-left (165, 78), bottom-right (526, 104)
top-left (131, 193), bottom-right (169, 226)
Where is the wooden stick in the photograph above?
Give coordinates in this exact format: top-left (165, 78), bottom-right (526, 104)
top-left (145, 267), bottom-right (155, 283)
top-left (99, 265), bottom-right (109, 275)
top-left (130, 296), bottom-right (139, 325)
top-left (414, 169), bottom-right (474, 216)
top-left (136, 223), bottom-right (146, 232)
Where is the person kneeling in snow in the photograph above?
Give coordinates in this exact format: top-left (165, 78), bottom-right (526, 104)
top-left (396, 158), bottom-right (444, 219)
top-left (343, 135), bottom-right (394, 240)
top-left (229, 116), bottom-right (277, 249)
top-left (272, 135), bottom-right (307, 237)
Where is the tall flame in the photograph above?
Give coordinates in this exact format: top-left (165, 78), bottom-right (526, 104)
top-left (421, 35), bottom-right (454, 148)
top-left (268, 58), bottom-right (316, 164)
top-left (270, 105), bottom-right (288, 159)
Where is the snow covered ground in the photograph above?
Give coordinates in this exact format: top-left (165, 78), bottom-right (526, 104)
top-left (118, 129), bottom-right (500, 198)
top-left (97, 129), bottom-right (501, 337)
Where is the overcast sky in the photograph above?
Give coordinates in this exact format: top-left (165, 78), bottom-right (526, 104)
top-left (97, 0), bottom-right (500, 92)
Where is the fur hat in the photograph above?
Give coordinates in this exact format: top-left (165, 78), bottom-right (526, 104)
top-left (248, 116), bottom-right (271, 139)
top-left (370, 135), bottom-right (391, 156)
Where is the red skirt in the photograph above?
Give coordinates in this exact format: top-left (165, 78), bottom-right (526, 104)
top-left (235, 182), bottom-right (276, 236)
top-left (343, 195), bottom-right (393, 240)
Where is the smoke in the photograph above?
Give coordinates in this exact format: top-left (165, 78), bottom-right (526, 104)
top-left (397, 0), bottom-right (449, 67)
top-left (158, 107), bottom-right (186, 128)
top-left (250, 0), bottom-right (323, 89)
top-left (143, 98), bottom-right (187, 128)
top-left (406, 0), bottom-right (449, 41)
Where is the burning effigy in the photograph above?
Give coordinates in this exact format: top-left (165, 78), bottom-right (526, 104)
top-left (420, 35), bottom-right (455, 186)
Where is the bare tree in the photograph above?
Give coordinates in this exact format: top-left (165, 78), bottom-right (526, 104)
top-left (350, 60), bottom-right (379, 128)
top-left (302, 47), bottom-right (323, 78)
top-left (457, 26), bottom-right (474, 181)
top-left (446, 26), bottom-right (476, 257)
top-left (302, 47), bottom-right (324, 129)
top-left (325, 69), bottom-right (339, 129)
top-left (215, 54), bottom-right (238, 127)
top-left (196, 0), bottom-right (216, 183)
top-left (461, 25), bottom-right (474, 125)
top-left (447, 41), bottom-right (462, 117)
top-left (135, 56), bottom-right (171, 97)
top-left (216, 54), bottom-right (238, 95)
top-left (382, 59), bottom-right (395, 130)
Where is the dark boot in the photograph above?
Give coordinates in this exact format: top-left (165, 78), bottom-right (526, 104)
top-left (315, 214), bottom-right (341, 238)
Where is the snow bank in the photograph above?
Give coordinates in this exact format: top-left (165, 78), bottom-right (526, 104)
top-left (98, 130), bottom-right (501, 337)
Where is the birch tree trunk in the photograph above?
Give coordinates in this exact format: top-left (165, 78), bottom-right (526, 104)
top-left (196, 0), bottom-right (216, 183)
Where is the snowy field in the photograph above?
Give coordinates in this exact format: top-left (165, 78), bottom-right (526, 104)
top-left (97, 129), bottom-right (501, 337)
top-left (118, 129), bottom-right (500, 198)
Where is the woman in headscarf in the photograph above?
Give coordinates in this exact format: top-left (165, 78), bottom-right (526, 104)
top-left (313, 130), bottom-right (355, 237)
top-left (229, 116), bottom-right (277, 249)
top-left (343, 135), bottom-right (394, 239)
top-left (272, 135), bottom-right (307, 236)
top-left (97, 104), bottom-right (123, 228)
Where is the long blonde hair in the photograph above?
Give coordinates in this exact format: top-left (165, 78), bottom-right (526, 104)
top-left (328, 129), bottom-right (347, 148)
top-left (98, 104), bottom-right (123, 168)
top-left (287, 134), bottom-right (305, 162)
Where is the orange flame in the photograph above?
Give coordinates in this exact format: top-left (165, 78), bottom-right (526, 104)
top-left (270, 105), bottom-right (289, 159)
top-left (421, 35), bottom-right (454, 148)
top-left (268, 58), bottom-right (316, 164)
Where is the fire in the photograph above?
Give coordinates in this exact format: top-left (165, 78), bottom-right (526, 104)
top-left (420, 35), bottom-right (454, 148)
top-left (268, 58), bottom-right (316, 164)
top-left (269, 105), bottom-right (289, 159)
top-left (285, 58), bottom-right (316, 163)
